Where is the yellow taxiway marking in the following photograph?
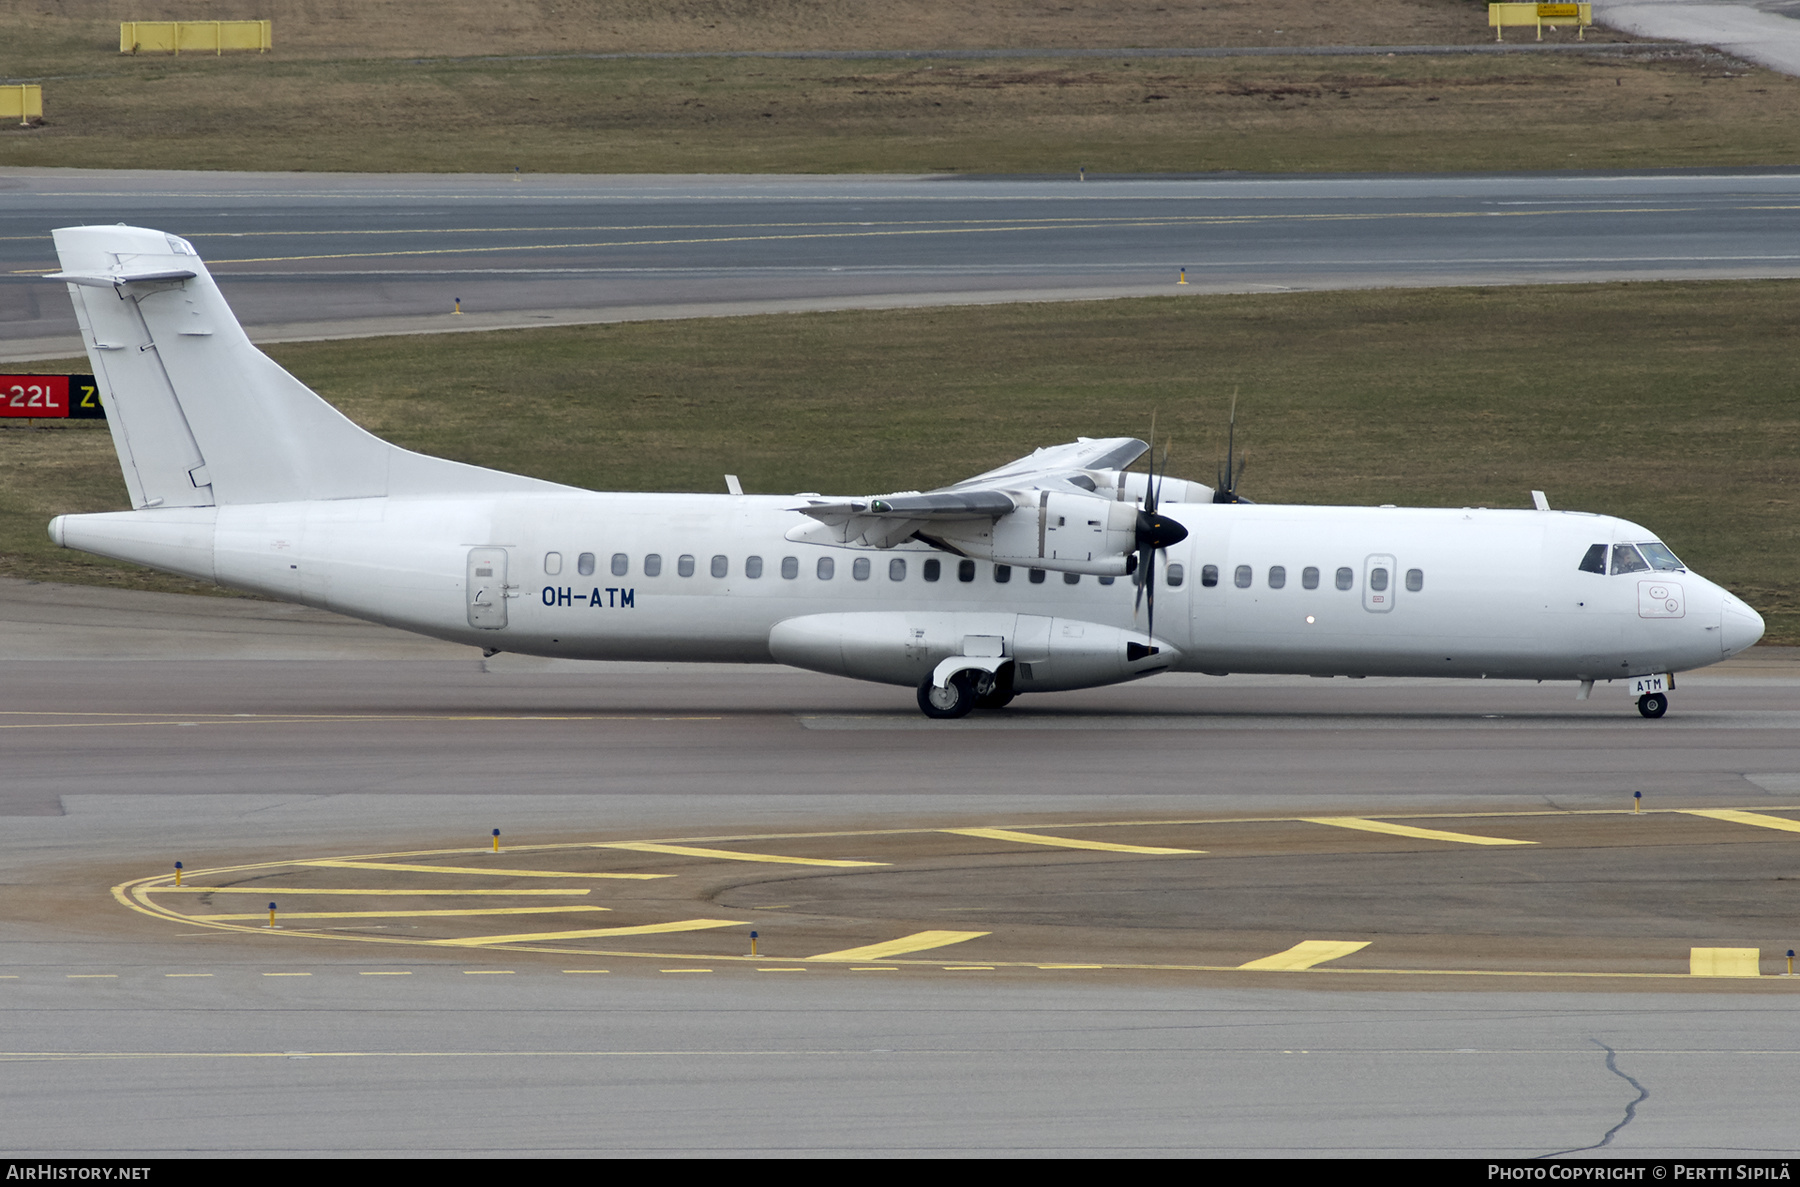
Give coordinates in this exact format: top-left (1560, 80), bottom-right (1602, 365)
top-left (1681, 809), bottom-right (1800, 835)
top-left (1238, 941), bottom-right (1373, 971)
top-left (810, 930), bottom-right (990, 962)
top-left (262, 972), bottom-right (311, 977)
top-left (561, 970), bottom-right (609, 975)
top-left (757, 968), bottom-right (807, 973)
top-left (164, 973), bottom-right (213, 978)
top-left (851, 967), bottom-right (898, 972)
top-left (1302, 817), bottom-right (1534, 846)
top-left (428, 919), bottom-right (748, 947)
top-left (190, 906), bottom-right (613, 922)
top-left (1691, 948), bottom-right (1761, 977)
top-left (462, 970), bottom-right (514, 975)
top-left (943, 827), bottom-right (1200, 855)
top-left (359, 971), bottom-right (411, 976)
top-left (1038, 964), bottom-right (1104, 970)
top-left (594, 842), bottom-right (886, 867)
top-left (298, 860), bottom-right (667, 880)
top-left (66, 974), bottom-right (117, 979)
top-left (148, 887), bottom-right (592, 896)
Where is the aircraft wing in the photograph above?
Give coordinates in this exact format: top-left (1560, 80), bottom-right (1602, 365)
top-left (946, 437), bottom-right (1149, 489)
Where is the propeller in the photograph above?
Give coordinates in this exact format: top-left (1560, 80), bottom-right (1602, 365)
top-left (1212, 390), bottom-right (1250, 504)
top-left (1132, 428), bottom-right (1189, 648)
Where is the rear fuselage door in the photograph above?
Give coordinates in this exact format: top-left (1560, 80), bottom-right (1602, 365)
top-left (1363, 553), bottom-right (1396, 613)
top-left (467, 547), bottom-right (509, 629)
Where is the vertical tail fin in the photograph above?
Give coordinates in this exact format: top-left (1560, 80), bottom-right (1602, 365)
top-left (50, 225), bottom-right (563, 507)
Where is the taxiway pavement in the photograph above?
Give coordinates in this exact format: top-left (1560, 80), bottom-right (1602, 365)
top-left (6, 167), bottom-right (1800, 361)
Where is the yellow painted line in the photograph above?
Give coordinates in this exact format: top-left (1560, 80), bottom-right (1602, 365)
top-left (261, 972), bottom-right (311, 977)
top-left (809, 931), bottom-right (990, 962)
top-left (1038, 964), bottom-right (1104, 970)
top-left (851, 967), bottom-right (898, 972)
top-left (1238, 941), bottom-right (1373, 971)
top-left (190, 906), bottom-right (612, 921)
top-left (66, 974), bottom-right (117, 979)
top-left (561, 970), bottom-right (610, 975)
top-left (1681, 809), bottom-right (1800, 835)
top-left (757, 968), bottom-right (807, 973)
top-left (164, 973), bottom-right (213, 978)
top-left (944, 966), bottom-right (995, 971)
top-left (1302, 817), bottom-right (1534, 846)
top-left (942, 827), bottom-right (1200, 855)
top-left (359, 971), bottom-right (411, 976)
top-left (462, 970), bottom-right (514, 975)
top-left (661, 969), bottom-right (713, 974)
top-left (298, 861), bottom-right (668, 880)
top-left (1691, 948), bottom-right (1761, 977)
top-left (594, 842), bottom-right (886, 868)
top-left (427, 919), bottom-right (748, 947)
top-left (147, 887), bottom-right (592, 896)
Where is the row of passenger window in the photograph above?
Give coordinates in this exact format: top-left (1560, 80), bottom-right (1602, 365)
top-left (1198, 564), bottom-right (1425, 593)
top-left (543, 551), bottom-right (1160, 584)
top-left (543, 550), bottom-right (1422, 592)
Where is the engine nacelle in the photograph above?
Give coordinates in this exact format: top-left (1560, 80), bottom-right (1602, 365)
top-left (932, 492), bottom-right (1138, 576)
top-left (768, 611), bottom-right (1179, 692)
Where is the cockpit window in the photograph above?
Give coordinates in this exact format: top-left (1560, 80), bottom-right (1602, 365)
top-left (1610, 543), bottom-right (1650, 575)
top-left (1578, 544), bottom-right (1607, 574)
top-left (1637, 541), bottom-right (1686, 572)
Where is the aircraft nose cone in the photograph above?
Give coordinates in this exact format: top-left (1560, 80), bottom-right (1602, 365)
top-left (1721, 596), bottom-right (1765, 657)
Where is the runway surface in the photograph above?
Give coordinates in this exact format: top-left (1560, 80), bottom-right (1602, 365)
top-left (2, 578), bottom-right (1797, 1154)
top-left (5, 167), bottom-right (1800, 360)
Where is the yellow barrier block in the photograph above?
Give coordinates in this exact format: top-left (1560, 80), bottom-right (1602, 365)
top-left (121, 20), bottom-right (272, 55)
top-left (1489, 2), bottom-right (1591, 41)
top-left (1690, 947), bottom-right (1760, 977)
top-left (1, 85), bottom-right (43, 126)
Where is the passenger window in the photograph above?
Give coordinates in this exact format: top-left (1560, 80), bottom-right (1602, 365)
top-left (711, 555), bottom-right (728, 578)
top-left (1578, 544), bottom-right (1608, 574)
top-left (1301, 566), bottom-right (1319, 590)
top-left (1335, 566), bottom-right (1353, 591)
top-left (1268, 565), bottom-right (1286, 590)
top-left (577, 552), bottom-right (595, 577)
top-left (1029, 568), bottom-right (1046, 584)
top-left (678, 554), bottom-right (696, 578)
top-left (995, 564), bottom-right (1012, 583)
top-left (1405, 568), bottom-right (1423, 592)
top-left (780, 556), bottom-right (798, 580)
top-left (1611, 544), bottom-right (1649, 575)
top-left (1200, 564), bottom-right (1219, 588)
top-left (958, 559), bottom-right (976, 583)
top-left (924, 559), bottom-right (941, 582)
top-left (1370, 567), bottom-right (1389, 592)
top-left (817, 556), bottom-right (834, 580)
top-left (544, 552), bottom-right (563, 576)
top-left (853, 557), bottom-right (871, 581)
top-left (1166, 563), bottom-right (1184, 588)
top-left (889, 558), bottom-right (906, 581)
top-left (644, 553), bottom-right (662, 577)
top-left (745, 556), bottom-right (764, 579)
top-left (1064, 572), bottom-right (1081, 585)
top-left (1234, 565), bottom-right (1252, 589)
top-left (611, 553), bottom-right (629, 577)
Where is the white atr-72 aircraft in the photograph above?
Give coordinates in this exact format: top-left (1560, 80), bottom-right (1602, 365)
top-left (44, 225), bottom-right (1765, 718)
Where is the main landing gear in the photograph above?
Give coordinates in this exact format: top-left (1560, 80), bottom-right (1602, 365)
top-left (1637, 692), bottom-right (1668, 719)
top-left (916, 666), bottom-right (1014, 719)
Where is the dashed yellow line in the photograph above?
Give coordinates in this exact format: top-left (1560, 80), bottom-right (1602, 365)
top-left (1238, 940), bottom-right (1373, 971)
top-left (810, 931), bottom-right (990, 962)
top-left (1680, 809), bottom-right (1800, 835)
top-left (943, 827), bottom-right (1200, 855)
top-left (296, 860), bottom-right (667, 880)
top-left (148, 887), bottom-right (592, 896)
top-left (428, 919), bottom-right (749, 948)
top-left (594, 842), bottom-right (886, 868)
top-left (1302, 817), bottom-right (1534, 846)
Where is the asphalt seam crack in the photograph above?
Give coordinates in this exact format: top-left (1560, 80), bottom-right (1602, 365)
top-left (1540, 1039), bottom-right (1649, 1157)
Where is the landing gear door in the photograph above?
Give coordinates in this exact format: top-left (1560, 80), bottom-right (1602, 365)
top-left (467, 547), bottom-right (509, 629)
top-left (1363, 553), bottom-right (1396, 613)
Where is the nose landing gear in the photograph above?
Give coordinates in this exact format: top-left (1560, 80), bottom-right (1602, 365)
top-left (1637, 692), bottom-right (1668, 719)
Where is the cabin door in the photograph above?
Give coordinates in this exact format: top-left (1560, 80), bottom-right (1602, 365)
top-left (467, 547), bottom-right (510, 629)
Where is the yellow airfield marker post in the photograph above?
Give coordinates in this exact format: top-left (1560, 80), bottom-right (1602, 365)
top-left (1634, 791), bottom-right (1641, 813)
top-left (491, 829), bottom-right (500, 853)
top-left (173, 862), bottom-right (182, 887)
top-left (267, 902), bottom-right (277, 929)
